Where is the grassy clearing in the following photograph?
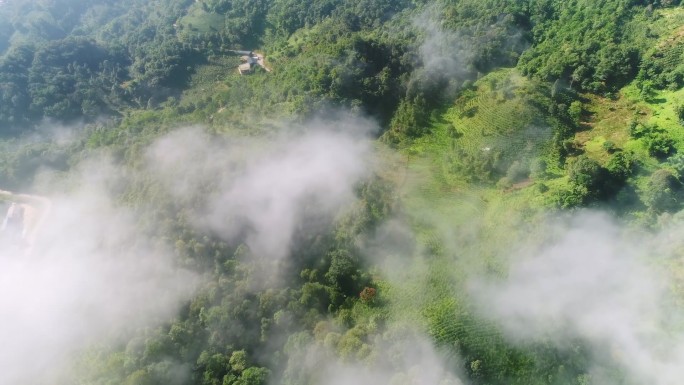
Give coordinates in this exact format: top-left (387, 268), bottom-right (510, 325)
top-left (398, 68), bottom-right (555, 235)
top-left (576, 93), bottom-right (642, 164)
top-left (652, 7), bottom-right (684, 45)
top-left (618, 84), bottom-right (684, 170)
top-left (645, 87), bottom-right (684, 148)
top-left (573, 7), bottom-right (684, 170)
top-left (177, 7), bottom-right (225, 35)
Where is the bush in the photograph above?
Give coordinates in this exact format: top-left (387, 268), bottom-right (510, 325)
top-left (536, 183), bottom-right (549, 193)
top-left (505, 160), bottom-right (529, 183)
top-left (496, 176), bottom-right (513, 190)
top-left (643, 169), bottom-right (682, 213)
top-left (629, 120), bottom-right (645, 137)
top-left (554, 184), bottom-right (590, 208)
top-left (606, 151), bottom-right (636, 181)
top-left (668, 153), bottom-right (684, 178)
top-left (646, 132), bottom-right (676, 159)
top-left (568, 101), bottom-right (583, 126)
top-left (675, 104), bottom-right (684, 124)
top-left (567, 155), bottom-right (602, 191)
top-left (602, 140), bottom-right (616, 153)
top-left (530, 158), bottom-right (548, 180)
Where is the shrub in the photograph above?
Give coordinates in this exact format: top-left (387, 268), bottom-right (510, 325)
top-left (643, 169), bottom-right (682, 213)
top-left (602, 140), bottom-right (616, 153)
top-left (568, 155), bottom-right (602, 190)
top-left (668, 153), bottom-right (684, 178)
top-left (496, 176), bottom-right (513, 190)
top-left (555, 184), bottom-right (589, 208)
top-left (530, 158), bottom-right (548, 180)
top-left (646, 132), bottom-right (676, 159)
top-left (676, 104), bottom-right (684, 125)
top-left (568, 101), bottom-right (583, 126)
top-left (606, 151), bottom-right (636, 181)
top-left (505, 160), bottom-right (529, 183)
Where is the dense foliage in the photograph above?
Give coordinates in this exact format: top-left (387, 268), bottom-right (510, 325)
top-left (4, 0), bottom-right (684, 384)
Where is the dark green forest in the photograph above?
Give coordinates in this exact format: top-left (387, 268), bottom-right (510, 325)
top-left (3, 0), bottom-right (684, 385)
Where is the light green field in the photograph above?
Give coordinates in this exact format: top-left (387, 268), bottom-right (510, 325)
top-left (177, 7), bottom-right (225, 35)
top-left (374, 70), bottom-right (555, 327)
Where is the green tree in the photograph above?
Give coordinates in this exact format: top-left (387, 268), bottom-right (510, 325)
top-left (237, 367), bottom-right (270, 385)
top-left (568, 101), bottom-right (583, 126)
top-left (198, 352), bottom-right (230, 385)
top-left (605, 151), bottom-right (636, 181)
top-left (386, 97), bottom-right (429, 142)
top-left (643, 169), bottom-right (682, 213)
top-left (640, 80), bottom-right (656, 101)
top-left (568, 155), bottom-right (602, 191)
top-left (646, 132), bottom-right (675, 159)
top-left (124, 369), bottom-right (153, 385)
top-left (676, 104), bottom-right (684, 124)
top-left (229, 350), bottom-right (248, 374)
top-left (325, 249), bottom-right (361, 297)
top-left (602, 140), bottom-right (616, 153)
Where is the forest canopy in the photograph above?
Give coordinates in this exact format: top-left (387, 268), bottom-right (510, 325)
top-left (3, 1), bottom-right (684, 385)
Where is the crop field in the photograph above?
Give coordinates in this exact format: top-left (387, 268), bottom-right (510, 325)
top-left (443, 71), bottom-right (551, 180)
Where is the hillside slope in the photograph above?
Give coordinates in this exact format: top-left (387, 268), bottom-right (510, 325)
top-left (3, 1), bottom-right (684, 385)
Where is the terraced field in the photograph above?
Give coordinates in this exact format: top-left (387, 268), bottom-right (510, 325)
top-left (444, 70), bottom-right (552, 177)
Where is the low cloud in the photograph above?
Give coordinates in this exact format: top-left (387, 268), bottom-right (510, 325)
top-left (412, 8), bottom-right (475, 89)
top-left (0, 156), bottom-right (199, 384)
top-left (0, 114), bottom-right (375, 383)
top-left (284, 329), bottom-right (465, 385)
top-left (147, 117), bottom-right (375, 264)
top-left (470, 211), bottom-right (684, 384)
top-left (410, 5), bottom-right (528, 96)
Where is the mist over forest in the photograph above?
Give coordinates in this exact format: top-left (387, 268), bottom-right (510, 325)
top-left (3, 1), bottom-right (684, 384)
